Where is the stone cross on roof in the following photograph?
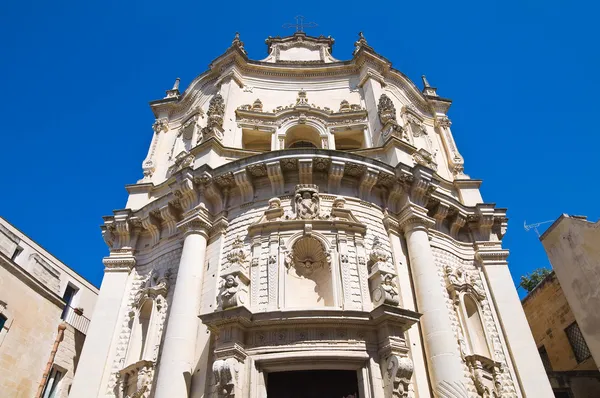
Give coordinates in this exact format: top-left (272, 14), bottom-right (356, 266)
top-left (282, 15), bottom-right (318, 33)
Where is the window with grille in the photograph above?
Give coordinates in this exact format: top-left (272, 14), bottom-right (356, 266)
top-left (538, 345), bottom-right (552, 371)
top-left (565, 322), bottom-right (591, 363)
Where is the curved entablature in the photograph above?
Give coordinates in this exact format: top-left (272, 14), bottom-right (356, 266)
top-left (106, 151), bottom-right (507, 258)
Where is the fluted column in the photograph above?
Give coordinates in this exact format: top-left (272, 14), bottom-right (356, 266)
top-left (154, 214), bottom-right (210, 398)
top-left (399, 205), bottom-right (468, 397)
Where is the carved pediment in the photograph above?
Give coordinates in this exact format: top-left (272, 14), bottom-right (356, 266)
top-left (262, 33), bottom-right (338, 64)
top-left (116, 360), bottom-right (155, 398)
top-left (236, 90), bottom-right (367, 130)
top-left (133, 268), bottom-right (171, 309)
top-left (248, 188), bottom-right (367, 237)
top-left (444, 265), bottom-right (486, 300)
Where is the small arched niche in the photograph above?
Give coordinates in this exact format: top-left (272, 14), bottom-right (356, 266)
top-left (463, 295), bottom-right (490, 358)
top-left (284, 236), bottom-right (334, 308)
top-left (285, 125), bottom-right (322, 149)
top-left (126, 299), bottom-right (154, 365)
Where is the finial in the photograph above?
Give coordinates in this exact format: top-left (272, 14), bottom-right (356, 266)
top-left (421, 75), bottom-right (430, 88)
top-left (164, 77), bottom-right (181, 99)
top-left (421, 74), bottom-right (438, 97)
top-left (232, 32), bottom-right (246, 54)
top-left (354, 32), bottom-right (368, 54)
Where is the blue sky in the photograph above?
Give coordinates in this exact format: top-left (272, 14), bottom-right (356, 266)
top-left (1, 0), bottom-right (598, 290)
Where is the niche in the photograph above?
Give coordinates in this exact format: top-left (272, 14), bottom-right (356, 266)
top-left (284, 236), bottom-right (334, 308)
top-left (463, 295), bottom-right (490, 358)
top-left (333, 128), bottom-right (364, 150)
top-left (126, 299), bottom-right (154, 365)
top-left (242, 128), bottom-right (271, 151)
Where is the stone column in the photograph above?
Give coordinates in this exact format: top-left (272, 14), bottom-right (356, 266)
top-left (399, 205), bottom-right (468, 397)
top-left (154, 215), bottom-right (210, 398)
top-left (383, 215), bottom-right (431, 397)
top-left (69, 257), bottom-right (135, 398)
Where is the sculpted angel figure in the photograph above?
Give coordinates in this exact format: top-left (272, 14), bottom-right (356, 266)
top-left (382, 274), bottom-right (398, 299)
top-left (219, 275), bottom-right (239, 309)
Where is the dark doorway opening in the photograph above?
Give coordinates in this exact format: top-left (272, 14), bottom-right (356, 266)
top-left (266, 369), bottom-right (358, 398)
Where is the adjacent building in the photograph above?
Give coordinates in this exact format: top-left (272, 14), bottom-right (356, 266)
top-left (522, 270), bottom-right (600, 397)
top-left (0, 216), bottom-right (98, 397)
top-left (540, 214), bottom-right (600, 370)
top-left (70, 32), bottom-right (552, 397)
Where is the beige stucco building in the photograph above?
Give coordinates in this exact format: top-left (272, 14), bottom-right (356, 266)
top-left (0, 216), bottom-right (98, 397)
top-left (522, 271), bottom-right (600, 397)
top-left (70, 32), bottom-right (552, 398)
top-left (540, 214), bottom-right (600, 371)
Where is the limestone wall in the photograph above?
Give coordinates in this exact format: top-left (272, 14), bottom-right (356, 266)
top-left (523, 273), bottom-right (597, 371)
top-left (0, 262), bottom-right (63, 398)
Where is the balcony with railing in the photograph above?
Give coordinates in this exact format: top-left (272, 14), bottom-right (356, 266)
top-left (61, 305), bottom-right (91, 335)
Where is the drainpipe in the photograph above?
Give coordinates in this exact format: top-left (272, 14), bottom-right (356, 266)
top-left (36, 323), bottom-right (67, 398)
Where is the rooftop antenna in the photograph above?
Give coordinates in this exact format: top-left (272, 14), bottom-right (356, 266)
top-left (524, 220), bottom-right (554, 237)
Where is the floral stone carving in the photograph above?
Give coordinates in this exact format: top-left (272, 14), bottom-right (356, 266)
top-left (378, 94), bottom-right (396, 124)
top-left (378, 94), bottom-right (409, 142)
top-left (384, 355), bottom-right (413, 398)
top-left (368, 237), bottom-right (399, 306)
top-left (202, 93), bottom-right (225, 141)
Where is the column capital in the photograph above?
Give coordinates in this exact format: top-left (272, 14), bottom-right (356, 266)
top-left (177, 207), bottom-right (212, 238)
top-left (474, 242), bottom-right (509, 265)
top-left (102, 256), bottom-right (136, 273)
top-left (397, 204), bottom-right (435, 233)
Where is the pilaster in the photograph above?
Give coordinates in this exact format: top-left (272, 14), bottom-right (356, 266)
top-left (69, 256), bottom-right (135, 398)
top-left (475, 242), bottom-right (554, 397)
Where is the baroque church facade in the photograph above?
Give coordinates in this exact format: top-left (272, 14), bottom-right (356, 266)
top-left (70, 32), bottom-right (553, 398)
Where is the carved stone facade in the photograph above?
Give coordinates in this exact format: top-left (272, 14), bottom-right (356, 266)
top-left (71, 32), bottom-right (553, 398)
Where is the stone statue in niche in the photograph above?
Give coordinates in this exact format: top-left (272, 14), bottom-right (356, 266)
top-left (294, 184), bottom-right (320, 220)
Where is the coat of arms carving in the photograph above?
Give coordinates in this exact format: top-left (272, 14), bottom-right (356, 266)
top-left (294, 184), bottom-right (320, 220)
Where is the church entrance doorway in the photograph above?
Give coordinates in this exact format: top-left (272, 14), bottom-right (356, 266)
top-left (266, 369), bottom-right (359, 398)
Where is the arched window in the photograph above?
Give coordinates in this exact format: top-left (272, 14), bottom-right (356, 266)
top-left (126, 299), bottom-right (154, 365)
top-left (463, 295), bottom-right (490, 357)
top-left (284, 125), bottom-right (322, 149)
